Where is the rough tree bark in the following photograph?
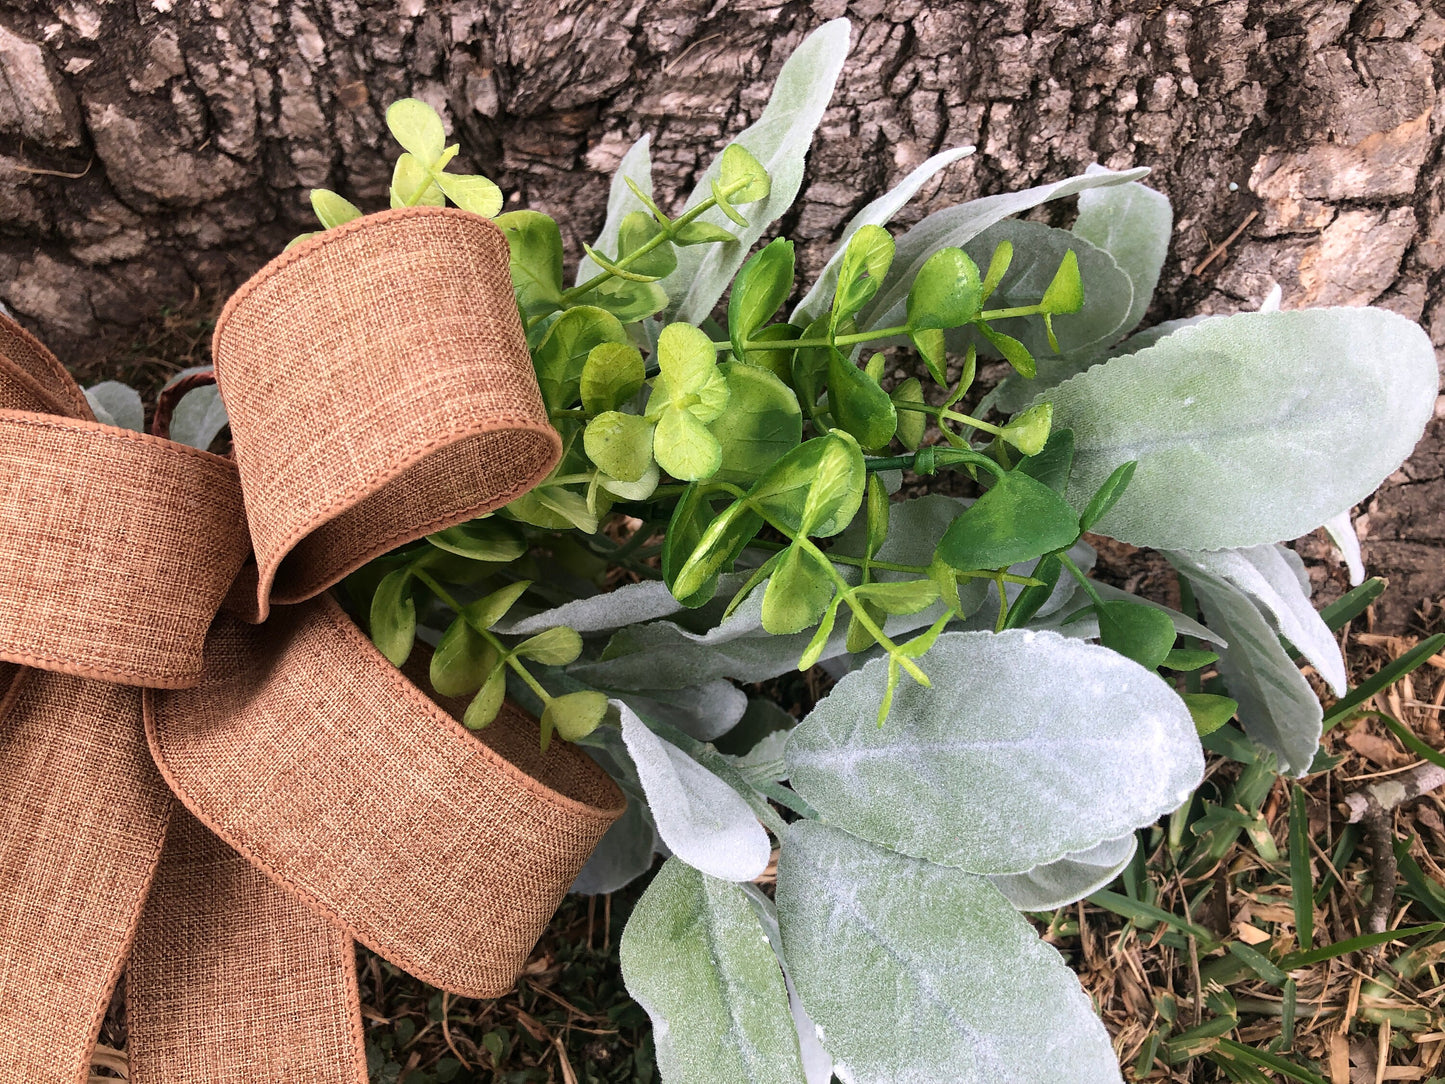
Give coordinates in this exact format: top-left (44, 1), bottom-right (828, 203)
top-left (1, 0), bottom-right (1441, 629)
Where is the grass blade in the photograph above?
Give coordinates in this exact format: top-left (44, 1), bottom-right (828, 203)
top-left (1320, 577), bottom-right (1385, 631)
top-left (1288, 784), bottom-right (1314, 952)
top-left (1215, 1039), bottom-right (1329, 1084)
top-left (1322, 633), bottom-right (1445, 730)
top-left (1278, 923), bottom-right (1444, 969)
top-left (1089, 889), bottom-right (1220, 947)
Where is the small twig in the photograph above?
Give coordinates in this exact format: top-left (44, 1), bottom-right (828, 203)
top-left (440, 991), bottom-right (472, 1071)
top-left (1344, 762), bottom-right (1445, 824)
top-left (1343, 761), bottom-right (1445, 935)
top-left (1190, 210), bottom-right (1259, 276)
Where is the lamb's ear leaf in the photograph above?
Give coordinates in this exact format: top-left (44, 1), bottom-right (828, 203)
top-left (620, 858), bottom-right (807, 1084)
top-left (784, 629), bottom-right (1202, 873)
top-left (777, 822), bottom-right (1126, 1083)
top-left (618, 703), bottom-right (771, 881)
top-left (167, 385), bottom-right (230, 451)
top-left (84, 381), bottom-right (143, 432)
top-left (1168, 553), bottom-right (1324, 777)
top-left (1052, 308), bottom-right (1438, 550)
top-left (990, 833), bottom-right (1138, 911)
top-left (661, 18), bottom-right (852, 325)
top-left (1072, 167), bottom-right (1173, 336)
top-left (577, 135), bottom-right (654, 285)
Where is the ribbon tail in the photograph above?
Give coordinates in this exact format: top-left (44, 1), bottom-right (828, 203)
top-left (0, 669), bottom-right (170, 1084)
top-left (127, 805), bottom-right (366, 1084)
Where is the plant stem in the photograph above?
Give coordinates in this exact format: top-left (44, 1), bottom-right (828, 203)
top-left (892, 399), bottom-right (1004, 437)
top-left (1057, 551), bottom-right (1104, 608)
top-left (411, 569), bottom-right (553, 704)
top-left (717, 323), bottom-right (913, 354)
top-left (564, 176), bottom-right (751, 301)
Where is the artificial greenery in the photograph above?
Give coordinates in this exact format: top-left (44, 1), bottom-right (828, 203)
top-left (93, 17), bottom-right (1439, 1083)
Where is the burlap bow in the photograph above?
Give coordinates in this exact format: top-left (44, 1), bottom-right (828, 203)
top-left (0, 207), bottom-right (626, 1083)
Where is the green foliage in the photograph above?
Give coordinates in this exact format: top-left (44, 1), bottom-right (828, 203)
top-left (331, 18), bottom-right (1441, 1083)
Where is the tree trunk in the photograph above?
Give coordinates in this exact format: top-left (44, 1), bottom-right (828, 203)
top-left (1, 0), bottom-right (1441, 629)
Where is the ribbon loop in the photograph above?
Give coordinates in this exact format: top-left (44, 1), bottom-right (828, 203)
top-left (147, 600), bottom-right (624, 998)
top-left (0, 413), bottom-right (248, 686)
top-left (212, 207), bottom-right (562, 618)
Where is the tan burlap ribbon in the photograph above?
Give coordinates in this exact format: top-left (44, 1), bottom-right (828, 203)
top-left (0, 207), bottom-right (625, 1083)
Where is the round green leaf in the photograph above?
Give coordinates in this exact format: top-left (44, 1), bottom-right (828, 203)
top-left (654, 408), bottom-right (724, 482)
top-left (513, 625), bottom-right (583, 666)
top-left (494, 210), bottom-right (565, 317)
top-left (906, 246), bottom-right (983, 331)
top-left (760, 543), bottom-right (836, 635)
top-left (369, 568), bottom-right (416, 666)
top-left (533, 306), bottom-right (628, 410)
top-left (618, 211), bottom-right (678, 278)
top-left (309, 188), bottom-right (363, 229)
top-left (389, 152), bottom-right (444, 208)
top-left (386, 98), bottom-right (446, 163)
top-left (831, 223), bottom-right (894, 326)
top-left (728, 238), bottom-right (795, 359)
top-left (426, 519), bottom-right (527, 563)
top-left (936, 470), bottom-right (1080, 571)
top-left (1095, 599), bottom-right (1176, 669)
top-left (707, 362), bottom-right (802, 485)
top-left (462, 666), bottom-right (506, 730)
top-left (435, 172), bottom-right (503, 218)
top-left (430, 617), bottom-right (499, 697)
top-left (541, 690), bottom-right (610, 748)
top-left (891, 377), bottom-right (926, 451)
top-left (825, 349), bottom-right (897, 451)
top-left (656, 322), bottom-right (722, 395)
top-left (718, 142), bottom-right (771, 203)
top-left (584, 411), bottom-right (655, 482)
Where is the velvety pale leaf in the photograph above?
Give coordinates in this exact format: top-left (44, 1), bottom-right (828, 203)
top-left (990, 833), bottom-right (1137, 911)
top-left (619, 702), bottom-right (771, 881)
top-left (577, 134), bottom-right (654, 285)
top-left (742, 885), bottom-right (834, 1084)
top-left (571, 795), bottom-right (657, 896)
top-left (862, 166), bottom-right (1150, 333)
top-left (662, 19), bottom-right (851, 325)
top-left (776, 822), bottom-right (1125, 1084)
top-left (792, 145), bottom-right (974, 326)
top-left (1171, 559), bottom-right (1323, 777)
top-left (1071, 167), bottom-right (1172, 337)
top-left (85, 381), bottom-right (143, 432)
top-left (784, 629), bottom-right (1203, 873)
top-left (1168, 545), bottom-right (1346, 695)
top-left (620, 859), bottom-right (806, 1084)
top-left (1049, 308), bottom-right (1439, 550)
top-left (167, 384), bottom-right (229, 450)
top-left (503, 579), bottom-right (699, 635)
top-left (619, 681), bottom-right (749, 743)
top-left (1323, 510), bottom-right (1366, 586)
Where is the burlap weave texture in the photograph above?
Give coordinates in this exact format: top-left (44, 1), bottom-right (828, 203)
top-left (0, 206), bottom-right (624, 1083)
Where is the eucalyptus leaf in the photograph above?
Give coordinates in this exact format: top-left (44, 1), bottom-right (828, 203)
top-left (310, 188), bottom-right (362, 229)
top-left (369, 568), bottom-right (416, 666)
top-left (430, 616), bottom-right (495, 697)
top-left (761, 543), bottom-right (836, 635)
top-left (708, 362), bottom-right (803, 484)
top-left (390, 152), bottom-right (444, 208)
top-left (936, 470), bottom-right (1080, 571)
top-left (825, 349), bottom-right (897, 451)
top-left (784, 630), bottom-right (1203, 873)
top-left (513, 625), bottom-right (583, 666)
top-left (1171, 558), bottom-right (1322, 777)
top-left (620, 859), bottom-right (806, 1084)
top-left (618, 210), bottom-right (678, 278)
top-left (495, 210), bottom-right (565, 317)
top-left (957, 219), bottom-right (1134, 368)
top-left (792, 145), bottom-right (974, 326)
top-left (830, 224), bottom-right (894, 328)
top-left (777, 822), bottom-right (1125, 1083)
top-left (426, 519), bottom-right (526, 563)
top-left (662, 19), bottom-right (851, 325)
top-left (618, 701), bottom-right (771, 881)
top-left (990, 833), bottom-right (1138, 911)
top-left (1049, 308), bottom-right (1438, 550)
top-left (584, 411), bottom-right (656, 482)
top-left (434, 172), bottom-right (502, 217)
top-left (386, 98), bottom-right (446, 163)
top-left (654, 407), bottom-right (723, 482)
top-left (533, 306), bottom-right (628, 410)
top-left (729, 239), bottom-right (795, 359)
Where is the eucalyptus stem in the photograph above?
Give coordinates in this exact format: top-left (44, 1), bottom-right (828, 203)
top-left (564, 175), bottom-right (752, 301)
top-left (411, 569), bottom-right (554, 704)
top-left (892, 399), bottom-right (1004, 437)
